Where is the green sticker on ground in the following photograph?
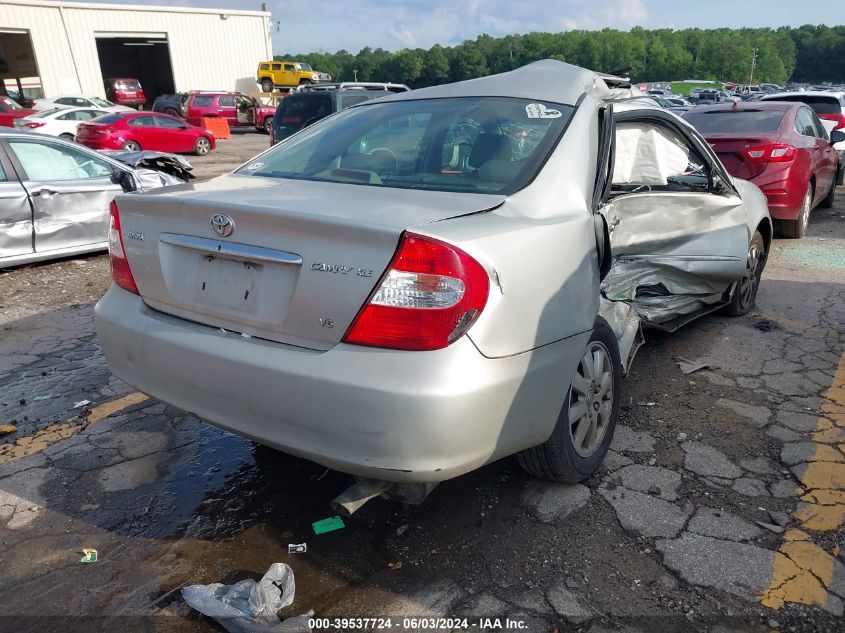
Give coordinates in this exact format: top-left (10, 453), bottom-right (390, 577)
top-left (312, 516), bottom-right (345, 534)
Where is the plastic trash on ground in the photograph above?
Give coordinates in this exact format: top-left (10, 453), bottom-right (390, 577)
top-left (182, 562), bottom-right (312, 633)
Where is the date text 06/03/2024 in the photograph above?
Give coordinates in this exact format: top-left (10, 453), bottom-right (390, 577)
top-left (308, 617), bottom-right (529, 630)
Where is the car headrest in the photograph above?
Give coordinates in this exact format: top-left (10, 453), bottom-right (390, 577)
top-left (468, 134), bottom-right (512, 169)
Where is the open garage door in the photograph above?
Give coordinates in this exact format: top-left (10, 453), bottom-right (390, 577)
top-left (95, 34), bottom-right (175, 109)
top-left (0, 30), bottom-right (43, 106)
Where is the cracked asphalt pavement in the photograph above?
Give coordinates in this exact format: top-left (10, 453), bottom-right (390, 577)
top-left (1, 134), bottom-right (844, 633)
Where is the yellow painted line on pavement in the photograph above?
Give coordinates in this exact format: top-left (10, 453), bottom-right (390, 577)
top-left (87, 392), bottom-right (149, 424)
top-left (760, 350), bottom-right (845, 610)
top-left (0, 392), bottom-right (149, 464)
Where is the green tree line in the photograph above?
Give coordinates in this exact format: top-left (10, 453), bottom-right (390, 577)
top-left (279, 25), bottom-right (845, 88)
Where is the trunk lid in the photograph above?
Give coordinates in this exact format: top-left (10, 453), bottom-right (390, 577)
top-left (117, 174), bottom-right (504, 350)
top-left (705, 133), bottom-right (781, 180)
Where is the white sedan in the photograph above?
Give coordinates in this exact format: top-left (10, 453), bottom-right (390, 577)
top-left (33, 95), bottom-right (133, 112)
top-left (13, 107), bottom-right (109, 140)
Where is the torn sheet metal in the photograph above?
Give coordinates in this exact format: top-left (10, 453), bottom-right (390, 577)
top-left (602, 258), bottom-right (727, 323)
top-left (103, 150), bottom-right (195, 183)
top-left (599, 297), bottom-right (643, 375)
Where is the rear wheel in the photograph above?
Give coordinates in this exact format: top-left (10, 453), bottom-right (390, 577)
top-left (59, 133), bottom-right (75, 142)
top-left (261, 79), bottom-right (273, 93)
top-left (819, 176), bottom-right (836, 209)
top-left (780, 184), bottom-right (812, 239)
top-left (517, 318), bottom-right (621, 483)
top-left (194, 136), bottom-right (211, 156)
top-left (164, 107), bottom-right (179, 117)
top-left (121, 140), bottom-right (141, 151)
top-left (725, 230), bottom-right (766, 316)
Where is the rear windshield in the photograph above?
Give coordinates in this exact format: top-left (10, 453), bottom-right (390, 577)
top-left (274, 94), bottom-right (332, 133)
top-left (32, 108), bottom-right (62, 118)
top-left (685, 109), bottom-right (786, 134)
top-left (765, 95), bottom-right (842, 115)
top-left (92, 113), bottom-right (127, 124)
top-left (91, 97), bottom-right (113, 108)
top-left (243, 97), bottom-right (574, 195)
top-left (116, 80), bottom-right (142, 90)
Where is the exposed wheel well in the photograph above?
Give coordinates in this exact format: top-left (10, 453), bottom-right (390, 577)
top-left (756, 218), bottom-right (773, 253)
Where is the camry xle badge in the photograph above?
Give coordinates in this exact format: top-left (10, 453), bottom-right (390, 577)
top-left (311, 262), bottom-right (373, 277)
top-left (210, 213), bottom-right (235, 237)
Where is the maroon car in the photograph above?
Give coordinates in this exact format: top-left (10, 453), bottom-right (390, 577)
top-left (0, 95), bottom-right (36, 127)
top-left (685, 102), bottom-right (841, 238)
top-left (104, 78), bottom-right (146, 109)
top-left (182, 91), bottom-right (276, 133)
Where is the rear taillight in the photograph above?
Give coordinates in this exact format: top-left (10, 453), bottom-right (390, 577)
top-left (108, 201), bottom-right (139, 294)
top-left (24, 121), bottom-right (45, 129)
top-left (343, 232), bottom-right (489, 351)
top-left (745, 144), bottom-right (795, 163)
top-left (818, 113), bottom-right (845, 131)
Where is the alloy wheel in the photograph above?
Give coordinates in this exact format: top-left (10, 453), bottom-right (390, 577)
top-left (800, 187), bottom-right (812, 233)
top-left (568, 341), bottom-right (615, 458)
top-left (196, 138), bottom-right (210, 155)
top-left (738, 240), bottom-right (762, 309)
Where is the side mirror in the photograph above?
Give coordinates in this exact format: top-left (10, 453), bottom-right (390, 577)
top-left (830, 130), bottom-right (845, 145)
top-left (710, 172), bottom-right (730, 195)
top-left (111, 169), bottom-right (138, 193)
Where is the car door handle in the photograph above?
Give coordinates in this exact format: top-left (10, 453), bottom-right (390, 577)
top-left (32, 188), bottom-right (58, 197)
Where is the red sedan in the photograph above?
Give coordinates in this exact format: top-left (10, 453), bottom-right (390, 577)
top-left (76, 112), bottom-right (216, 156)
top-left (0, 95), bottom-right (36, 127)
top-left (684, 102), bottom-right (841, 238)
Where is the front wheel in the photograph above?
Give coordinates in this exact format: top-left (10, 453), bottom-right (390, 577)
top-left (724, 230), bottom-right (766, 316)
top-left (194, 136), bottom-right (212, 156)
top-left (263, 117), bottom-right (273, 134)
top-left (517, 318), bottom-right (622, 483)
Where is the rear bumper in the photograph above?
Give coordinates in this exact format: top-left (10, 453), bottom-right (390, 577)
top-left (95, 285), bottom-right (587, 483)
top-left (752, 170), bottom-right (805, 221)
top-left (78, 137), bottom-right (122, 150)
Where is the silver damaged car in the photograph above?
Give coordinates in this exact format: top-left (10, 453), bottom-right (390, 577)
top-left (95, 61), bottom-right (771, 509)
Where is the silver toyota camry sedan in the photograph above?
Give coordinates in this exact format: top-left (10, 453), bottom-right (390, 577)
top-left (95, 61), bottom-right (771, 509)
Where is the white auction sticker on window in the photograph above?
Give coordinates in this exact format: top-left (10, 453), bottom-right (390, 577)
top-left (525, 103), bottom-right (562, 119)
top-left (246, 161), bottom-right (264, 170)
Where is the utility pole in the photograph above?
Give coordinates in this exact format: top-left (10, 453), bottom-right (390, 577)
top-left (749, 47), bottom-right (758, 84)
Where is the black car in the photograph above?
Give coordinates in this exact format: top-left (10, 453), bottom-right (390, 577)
top-left (271, 82), bottom-right (409, 144)
top-left (152, 92), bottom-right (186, 117)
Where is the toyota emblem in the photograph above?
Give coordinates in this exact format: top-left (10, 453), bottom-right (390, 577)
top-left (210, 213), bottom-right (235, 237)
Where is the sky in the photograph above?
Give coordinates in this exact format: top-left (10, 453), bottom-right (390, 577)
top-left (77, 0), bottom-right (835, 54)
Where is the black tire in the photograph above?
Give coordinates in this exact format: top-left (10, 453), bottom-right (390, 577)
top-left (517, 318), bottom-right (622, 483)
top-left (780, 183), bottom-right (812, 239)
top-left (724, 230), bottom-right (766, 316)
top-left (164, 107), bottom-right (180, 117)
top-left (121, 140), bottom-right (141, 151)
top-left (263, 117), bottom-right (273, 134)
top-left (819, 176), bottom-right (836, 209)
top-left (261, 79), bottom-right (273, 93)
top-left (194, 136), bottom-right (212, 156)
top-left (59, 133), bottom-right (75, 142)
top-left (299, 78), bottom-right (313, 86)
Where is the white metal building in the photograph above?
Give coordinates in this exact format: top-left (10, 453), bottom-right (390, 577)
top-left (0, 0), bottom-right (272, 102)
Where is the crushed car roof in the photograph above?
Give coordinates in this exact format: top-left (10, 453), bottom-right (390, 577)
top-left (378, 59), bottom-right (612, 106)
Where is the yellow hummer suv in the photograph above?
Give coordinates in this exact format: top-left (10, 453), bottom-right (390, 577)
top-left (256, 61), bottom-right (332, 92)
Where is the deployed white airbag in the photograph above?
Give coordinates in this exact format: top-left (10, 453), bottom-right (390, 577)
top-left (613, 124), bottom-right (690, 186)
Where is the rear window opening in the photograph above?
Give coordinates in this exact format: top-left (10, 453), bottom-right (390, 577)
top-left (245, 96), bottom-right (574, 195)
top-left (685, 110), bottom-right (786, 134)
